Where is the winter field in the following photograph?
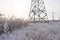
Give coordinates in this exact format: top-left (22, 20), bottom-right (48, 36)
top-left (0, 21), bottom-right (60, 40)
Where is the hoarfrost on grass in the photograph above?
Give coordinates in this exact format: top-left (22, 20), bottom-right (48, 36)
top-left (0, 22), bottom-right (60, 40)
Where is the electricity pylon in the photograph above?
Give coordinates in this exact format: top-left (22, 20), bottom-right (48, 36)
top-left (29, 0), bottom-right (48, 22)
top-left (52, 12), bottom-right (54, 21)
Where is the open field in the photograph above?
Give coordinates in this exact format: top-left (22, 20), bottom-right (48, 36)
top-left (0, 21), bottom-right (60, 40)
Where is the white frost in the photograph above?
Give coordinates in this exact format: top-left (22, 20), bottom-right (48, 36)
top-left (0, 22), bottom-right (60, 40)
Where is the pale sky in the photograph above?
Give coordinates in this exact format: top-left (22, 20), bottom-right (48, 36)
top-left (0, 0), bottom-right (60, 20)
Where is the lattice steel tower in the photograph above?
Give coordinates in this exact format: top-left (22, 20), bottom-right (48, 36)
top-left (29, 0), bottom-right (48, 22)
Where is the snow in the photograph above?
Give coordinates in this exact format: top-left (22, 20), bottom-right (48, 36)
top-left (0, 21), bottom-right (60, 40)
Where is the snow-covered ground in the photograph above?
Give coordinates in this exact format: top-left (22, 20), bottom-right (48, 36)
top-left (0, 21), bottom-right (60, 40)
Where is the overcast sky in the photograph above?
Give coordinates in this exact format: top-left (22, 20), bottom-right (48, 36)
top-left (0, 0), bottom-right (60, 20)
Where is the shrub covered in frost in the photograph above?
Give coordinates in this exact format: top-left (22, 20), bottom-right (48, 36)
top-left (7, 18), bottom-right (28, 33)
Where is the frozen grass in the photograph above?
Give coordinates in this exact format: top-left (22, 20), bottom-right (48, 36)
top-left (0, 21), bottom-right (60, 40)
